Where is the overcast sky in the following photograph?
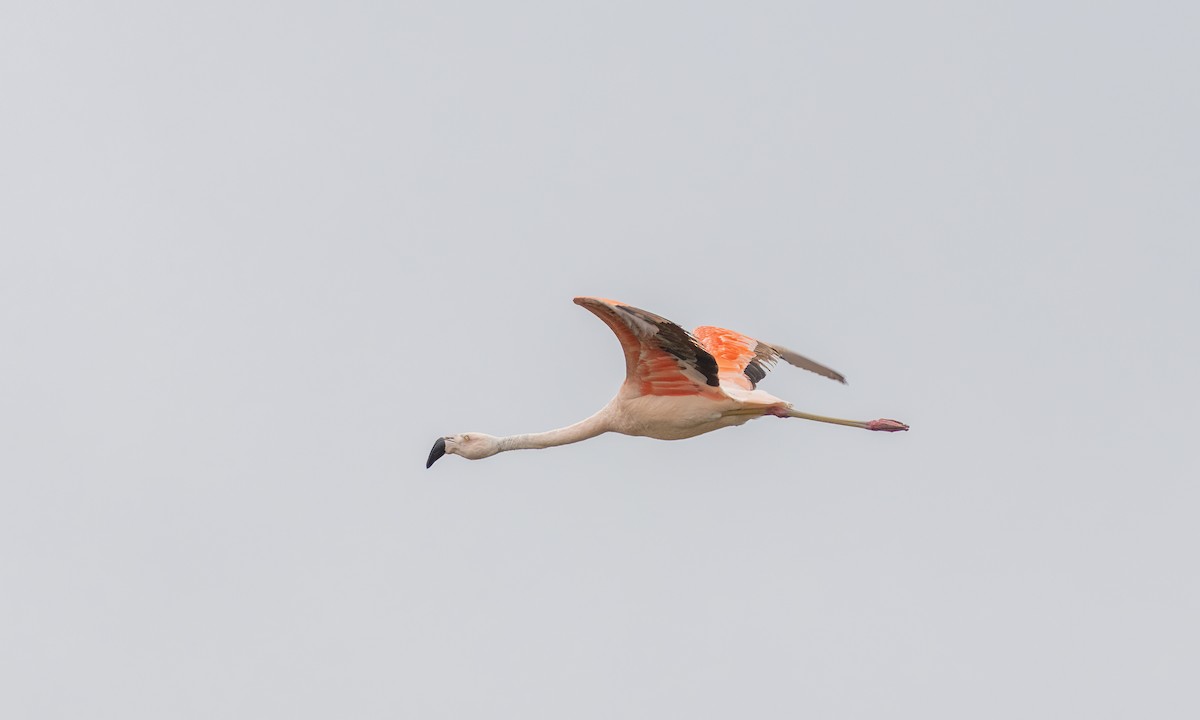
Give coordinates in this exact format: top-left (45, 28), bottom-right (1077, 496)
top-left (3, 1), bottom-right (1198, 718)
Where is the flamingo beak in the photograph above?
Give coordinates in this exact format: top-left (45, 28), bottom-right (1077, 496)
top-left (426, 437), bottom-right (447, 468)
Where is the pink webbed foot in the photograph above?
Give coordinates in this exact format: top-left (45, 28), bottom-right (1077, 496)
top-left (867, 418), bottom-right (909, 432)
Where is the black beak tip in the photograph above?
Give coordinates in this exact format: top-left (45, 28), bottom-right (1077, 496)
top-left (426, 437), bottom-right (447, 469)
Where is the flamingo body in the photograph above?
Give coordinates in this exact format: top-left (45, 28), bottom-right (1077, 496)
top-left (602, 392), bottom-right (762, 441)
top-left (426, 296), bottom-right (907, 468)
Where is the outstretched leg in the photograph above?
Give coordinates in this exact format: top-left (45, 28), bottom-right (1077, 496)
top-left (767, 406), bottom-right (909, 432)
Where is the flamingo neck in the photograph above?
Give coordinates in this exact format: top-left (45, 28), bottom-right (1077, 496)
top-left (498, 408), bottom-right (613, 452)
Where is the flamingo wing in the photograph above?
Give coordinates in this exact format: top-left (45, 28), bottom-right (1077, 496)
top-left (694, 326), bottom-right (847, 388)
top-left (767, 342), bottom-right (847, 384)
top-left (573, 297), bottom-right (721, 397)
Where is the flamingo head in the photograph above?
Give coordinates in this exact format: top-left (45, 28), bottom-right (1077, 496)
top-left (426, 433), bottom-right (502, 467)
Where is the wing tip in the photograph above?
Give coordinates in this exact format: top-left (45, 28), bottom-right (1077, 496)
top-left (573, 296), bottom-right (624, 308)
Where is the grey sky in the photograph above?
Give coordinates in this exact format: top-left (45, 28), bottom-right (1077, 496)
top-left (3, 1), bottom-right (1197, 718)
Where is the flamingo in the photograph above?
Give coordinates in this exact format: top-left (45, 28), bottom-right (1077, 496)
top-left (426, 297), bottom-right (908, 468)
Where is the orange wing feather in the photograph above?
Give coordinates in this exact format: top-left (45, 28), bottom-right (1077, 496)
top-left (693, 326), bottom-right (763, 390)
top-left (695, 325), bottom-right (848, 387)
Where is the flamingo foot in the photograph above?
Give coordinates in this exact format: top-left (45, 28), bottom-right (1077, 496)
top-left (867, 418), bottom-right (909, 432)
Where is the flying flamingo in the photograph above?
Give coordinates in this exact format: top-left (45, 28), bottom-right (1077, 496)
top-left (426, 297), bottom-right (908, 468)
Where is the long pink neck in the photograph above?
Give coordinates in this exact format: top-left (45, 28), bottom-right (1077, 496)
top-left (498, 409), bottom-right (612, 452)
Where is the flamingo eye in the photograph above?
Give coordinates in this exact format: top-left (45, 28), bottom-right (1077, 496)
top-left (462, 434), bottom-right (472, 442)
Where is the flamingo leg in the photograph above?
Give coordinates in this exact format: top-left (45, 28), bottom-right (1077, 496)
top-left (767, 406), bottom-right (908, 432)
